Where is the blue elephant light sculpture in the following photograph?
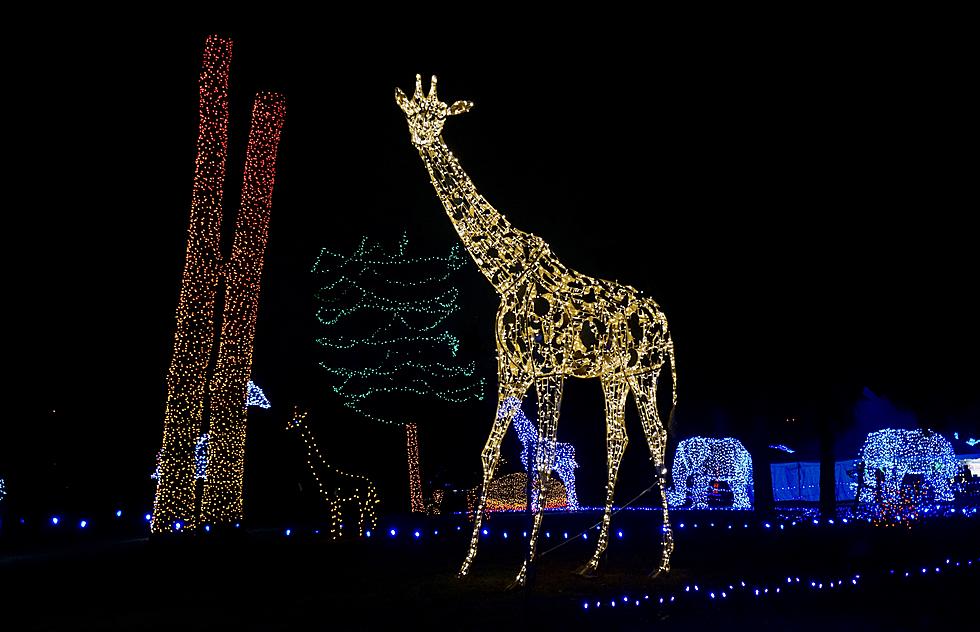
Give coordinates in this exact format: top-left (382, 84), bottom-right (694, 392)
top-left (858, 428), bottom-right (958, 505)
top-left (668, 437), bottom-right (754, 510)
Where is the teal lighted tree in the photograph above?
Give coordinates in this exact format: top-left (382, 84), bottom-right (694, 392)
top-left (312, 235), bottom-right (486, 426)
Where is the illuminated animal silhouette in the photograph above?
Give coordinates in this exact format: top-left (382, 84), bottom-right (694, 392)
top-left (667, 437), bottom-right (753, 510)
top-left (396, 75), bottom-right (678, 585)
top-left (287, 408), bottom-right (379, 538)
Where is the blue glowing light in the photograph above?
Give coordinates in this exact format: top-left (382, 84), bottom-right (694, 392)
top-left (144, 513), bottom-right (151, 522)
top-left (499, 397), bottom-right (579, 510)
top-left (51, 516), bottom-right (59, 525)
top-left (769, 444), bottom-right (796, 454)
top-left (389, 529), bottom-right (396, 537)
top-left (115, 510), bottom-right (122, 518)
top-left (858, 429), bottom-right (958, 519)
top-left (79, 520), bottom-right (87, 528)
top-left (204, 525), bottom-right (211, 533)
top-left (414, 530), bottom-right (421, 538)
top-left (285, 529), bottom-right (292, 536)
top-left (174, 521), bottom-right (183, 531)
top-left (667, 437), bottom-right (753, 509)
top-left (365, 530), bottom-right (372, 537)
top-left (246, 380), bottom-right (271, 408)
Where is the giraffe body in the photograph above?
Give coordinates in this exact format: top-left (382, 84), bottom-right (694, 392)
top-left (397, 76), bottom-right (677, 585)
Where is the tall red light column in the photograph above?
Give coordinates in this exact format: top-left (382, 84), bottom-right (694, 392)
top-left (151, 35), bottom-right (232, 533)
top-left (202, 92), bottom-right (286, 524)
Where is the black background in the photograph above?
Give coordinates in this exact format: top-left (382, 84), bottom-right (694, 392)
top-left (4, 14), bottom-right (977, 523)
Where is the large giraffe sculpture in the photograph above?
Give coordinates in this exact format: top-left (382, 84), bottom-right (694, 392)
top-left (396, 76), bottom-right (678, 585)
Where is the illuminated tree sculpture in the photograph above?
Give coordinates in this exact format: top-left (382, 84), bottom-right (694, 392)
top-left (667, 437), bottom-right (754, 510)
top-left (406, 423), bottom-right (424, 513)
top-left (396, 76), bottom-right (678, 585)
top-left (312, 235), bottom-right (485, 426)
top-left (287, 408), bottom-right (379, 538)
top-left (502, 397), bottom-right (579, 511)
top-left (858, 428), bottom-right (958, 522)
top-left (152, 35), bottom-right (286, 533)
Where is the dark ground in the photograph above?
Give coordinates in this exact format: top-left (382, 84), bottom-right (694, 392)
top-left (1, 511), bottom-right (977, 630)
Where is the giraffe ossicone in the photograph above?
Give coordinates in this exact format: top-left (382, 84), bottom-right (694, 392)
top-left (396, 75), bottom-right (679, 586)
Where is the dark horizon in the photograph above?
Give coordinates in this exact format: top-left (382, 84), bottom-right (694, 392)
top-left (6, 23), bottom-right (977, 521)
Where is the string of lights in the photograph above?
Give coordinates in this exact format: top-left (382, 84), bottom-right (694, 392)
top-left (396, 74), bottom-right (678, 586)
top-left (502, 397), bottom-right (579, 511)
top-left (201, 89), bottom-right (286, 526)
top-left (287, 408), bottom-right (379, 538)
top-left (246, 380), bottom-right (271, 408)
top-left (466, 472), bottom-right (568, 513)
top-left (0, 478), bottom-right (6, 503)
top-left (857, 429), bottom-right (958, 525)
top-left (579, 555), bottom-right (978, 614)
top-left (312, 235), bottom-right (485, 426)
top-left (152, 34), bottom-right (286, 533)
top-left (152, 35), bottom-right (233, 534)
top-left (668, 437), bottom-right (754, 510)
top-left (406, 423), bottom-right (424, 513)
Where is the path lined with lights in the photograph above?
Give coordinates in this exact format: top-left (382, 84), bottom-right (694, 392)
top-left (579, 554), bottom-right (978, 615)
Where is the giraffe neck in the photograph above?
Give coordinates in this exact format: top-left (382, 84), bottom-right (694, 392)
top-left (418, 138), bottom-right (545, 294)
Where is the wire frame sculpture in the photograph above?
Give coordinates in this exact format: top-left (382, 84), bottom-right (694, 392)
top-left (667, 437), bottom-right (754, 510)
top-left (396, 75), bottom-right (678, 585)
top-left (858, 428), bottom-right (957, 524)
top-left (287, 408), bottom-right (379, 538)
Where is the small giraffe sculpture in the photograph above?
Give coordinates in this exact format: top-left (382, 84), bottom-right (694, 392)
top-left (287, 407), bottom-right (379, 538)
top-left (396, 76), bottom-right (678, 585)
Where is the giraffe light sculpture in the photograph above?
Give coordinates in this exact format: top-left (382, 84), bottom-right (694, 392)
top-left (287, 408), bottom-right (379, 538)
top-left (396, 75), bottom-right (678, 585)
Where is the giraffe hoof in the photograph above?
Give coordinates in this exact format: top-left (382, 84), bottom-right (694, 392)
top-left (576, 563), bottom-right (599, 578)
top-left (649, 567), bottom-right (670, 579)
top-left (506, 577), bottom-right (526, 591)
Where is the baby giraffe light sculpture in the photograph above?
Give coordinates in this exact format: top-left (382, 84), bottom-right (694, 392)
top-left (396, 75), bottom-right (678, 585)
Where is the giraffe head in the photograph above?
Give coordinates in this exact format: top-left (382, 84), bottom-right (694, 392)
top-left (286, 407), bottom-right (308, 431)
top-left (395, 74), bottom-right (473, 146)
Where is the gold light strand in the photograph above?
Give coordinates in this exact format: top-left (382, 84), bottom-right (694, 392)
top-left (287, 408), bottom-right (379, 538)
top-left (406, 422), bottom-right (424, 513)
top-left (466, 472), bottom-right (568, 514)
top-left (396, 75), bottom-right (678, 585)
top-left (201, 92), bottom-right (287, 525)
top-left (152, 35), bottom-right (232, 534)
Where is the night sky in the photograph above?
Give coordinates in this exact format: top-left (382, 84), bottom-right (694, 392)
top-left (6, 21), bottom-right (977, 521)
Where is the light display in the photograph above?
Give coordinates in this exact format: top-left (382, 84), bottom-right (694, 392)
top-left (246, 380), bottom-right (271, 408)
top-left (151, 381), bottom-right (266, 481)
top-left (312, 235), bottom-right (485, 426)
top-left (502, 396), bottom-right (579, 510)
top-left (425, 489), bottom-right (445, 516)
top-left (769, 444), bottom-right (795, 454)
top-left (857, 428), bottom-right (958, 524)
top-left (0, 478), bottom-right (5, 503)
top-left (396, 75), bottom-right (678, 584)
top-left (466, 472), bottom-right (568, 513)
top-left (287, 407), bottom-right (379, 538)
top-left (406, 423), bottom-right (424, 513)
top-left (667, 437), bottom-right (754, 510)
top-left (152, 35), bottom-right (286, 533)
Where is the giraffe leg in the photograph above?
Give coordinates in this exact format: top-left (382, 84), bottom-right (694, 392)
top-left (628, 371), bottom-right (674, 577)
top-left (459, 380), bottom-right (530, 578)
top-left (577, 376), bottom-right (629, 577)
top-left (513, 376), bottom-right (563, 587)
